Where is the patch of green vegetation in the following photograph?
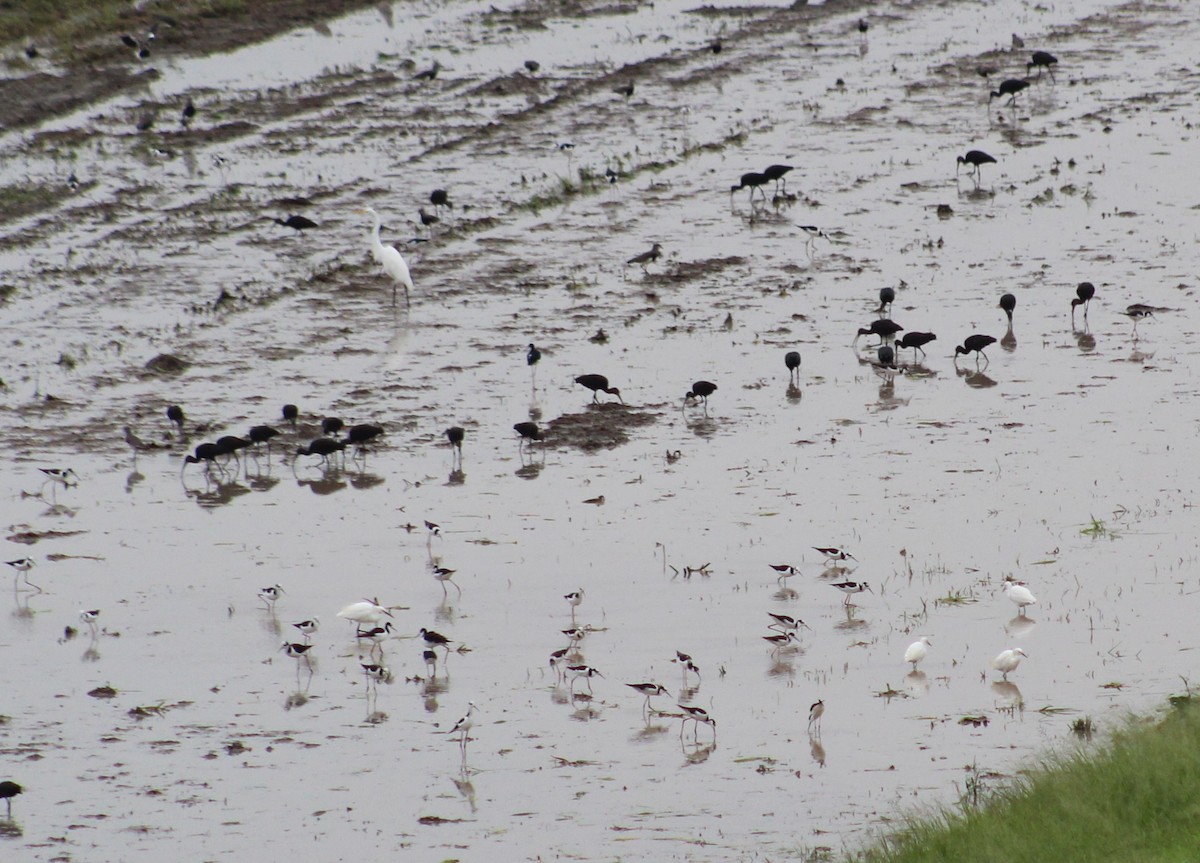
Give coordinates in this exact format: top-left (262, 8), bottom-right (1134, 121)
top-left (1081, 515), bottom-right (1120, 540)
top-left (853, 698), bottom-right (1200, 863)
top-left (0, 181), bottom-right (64, 225)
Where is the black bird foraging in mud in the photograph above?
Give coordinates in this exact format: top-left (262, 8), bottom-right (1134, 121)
top-left (181, 98), bottom-right (196, 127)
top-left (730, 171), bottom-right (770, 202)
top-left (575, 374), bottom-right (623, 404)
top-left (762, 164), bottom-right (794, 194)
top-left (877, 286), bottom-right (895, 315)
top-left (296, 437), bottom-right (345, 464)
top-left (273, 215), bottom-right (317, 233)
top-left (248, 425), bottom-right (280, 450)
top-left (876, 345), bottom-right (897, 371)
top-left (343, 424), bottom-right (384, 453)
top-left (166, 405), bottom-right (185, 433)
top-left (956, 150), bottom-right (997, 182)
top-left (430, 188), bottom-right (452, 214)
top-left (413, 60), bottom-right (440, 81)
top-left (526, 344), bottom-right (541, 366)
top-left (182, 442), bottom-right (223, 471)
top-left (898, 331), bottom-right (937, 360)
top-left (785, 351), bottom-right (802, 383)
top-left (855, 319), bottom-right (903, 345)
top-left (1027, 50), bottom-right (1058, 80)
top-left (626, 243), bottom-right (662, 270)
top-left (955, 334), bottom-right (997, 366)
top-left (685, 380), bottom-right (718, 408)
top-left (446, 426), bottom-right (465, 455)
top-left (282, 404), bottom-right (299, 426)
top-left (989, 78), bottom-right (1030, 106)
top-left (321, 417), bottom-right (344, 437)
top-left (0, 780), bottom-right (22, 817)
top-left (1072, 282), bottom-right (1096, 320)
top-left (514, 422), bottom-right (543, 447)
top-left (999, 293), bottom-right (1016, 323)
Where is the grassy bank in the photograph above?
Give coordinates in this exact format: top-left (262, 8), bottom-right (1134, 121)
top-left (854, 694), bottom-right (1200, 863)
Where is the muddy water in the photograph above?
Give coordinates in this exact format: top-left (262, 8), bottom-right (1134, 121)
top-left (3, 0), bottom-right (1200, 859)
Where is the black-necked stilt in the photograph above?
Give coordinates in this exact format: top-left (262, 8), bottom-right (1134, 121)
top-left (447, 701), bottom-right (477, 754)
top-left (1027, 51), bottom-right (1057, 80)
top-left (258, 584), bottom-right (284, 610)
top-left (419, 627), bottom-right (453, 654)
top-left (999, 293), bottom-right (1017, 324)
top-left (566, 665), bottom-right (603, 695)
top-left (1071, 282), bottom-right (1096, 320)
top-left (814, 547), bottom-right (855, 564)
top-left (905, 636), bottom-right (932, 670)
top-left (424, 649), bottom-right (439, 678)
top-left (526, 343), bottom-right (541, 366)
top-left (954, 334), bottom-right (997, 366)
top-left (1003, 578), bottom-right (1037, 614)
top-left (992, 647), bottom-right (1027, 680)
top-left (989, 78), bottom-right (1030, 105)
top-left (763, 164), bottom-right (793, 194)
top-left (877, 286), bottom-right (895, 315)
top-left (361, 662), bottom-right (389, 684)
top-left (685, 381), bottom-right (717, 408)
top-left (337, 599), bottom-right (393, 627)
top-left (343, 424), bottom-right (384, 456)
top-left (39, 467), bottom-right (78, 487)
top-left (549, 647), bottom-right (570, 683)
top-left (562, 627), bottom-right (587, 649)
top-left (514, 421), bottom-right (543, 448)
top-left (678, 704), bottom-right (716, 740)
top-left (292, 617), bottom-right (319, 641)
top-left (807, 699), bottom-right (824, 732)
top-left (956, 150), bottom-right (997, 181)
top-left (356, 621), bottom-right (394, 654)
top-left (564, 589), bottom-right (584, 620)
top-left (785, 351), bottom-right (801, 383)
top-left (357, 205), bottom-right (416, 306)
top-left (273, 215), bottom-right (317, 233)
top-left (898, 331), bottom-right (937, 360)
top-left (575, 374), bottom-right (623, 404)
top-left (79, 609), bottom-right (100, 633)
top-left (425, 520), bottom-right (441, 539)
top-left (1124, 303), bottom-right (1156, 320)
top-left (248, 425), bottom-right (280, 451)
top-left (281, 404), bottom-right (299, 426)
top-left (672, 651), bottom-right (701, 684)
top-left (769, 563), bottom-right (797, 585)
top-left (796, 225), bottom-right (829, 255)
top-left (627, 243), bottom-right (663, 270)
top-left (124, 426), bottom-right (158, 456)
top-left (0, 780), bottom-right (22, 817)
top-left (280, 641), bottom-right (313, 666)
top-left (855, 319), bottom-right (903, 345)
top-left (831, 581), bottom-right (871, 604)
top-left (763, 631), bottom-right (801, 652)
top-left (626, 682), bottom-right (668, 714)
top-left (6, 558), bottom-right (42, 594)
top-left (433, 567), bottom-right (460, 597)
top-left (296, 437), bottom-right (345, 465)
top-left (767, 613), bottom-right (809, 633)
top-left (731, 171), bottom-right (769, 202)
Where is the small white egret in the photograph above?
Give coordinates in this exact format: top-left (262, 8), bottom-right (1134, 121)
top-left (337, 599), bottom-right (393, 628)
top-left (992, 647), bottom-right (1027, 680)
top-left (904, 636), bottom-right (932, 670)
top-left (356, 206), bottom-right (415, 306)
top-left (1003, 579), bottom-right (1037, 615)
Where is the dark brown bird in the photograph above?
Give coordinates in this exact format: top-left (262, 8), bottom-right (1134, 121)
top-left (430, 189), bottom-right (452, 213)
top-left (414, 60), bottom-right (440, 80)
top-left (524, 60), bottom-right (540, 73)
top-left (575, 374), bottom-right (623, 404)
top-left (1071, 282), bottom-right (1096, 321)
top-left (273, 215), bottom-right (318, 232)
top-left (855, 319), bottom-right (904, 344)
top-left (762, 164), bottom-right (794, 194)
top-left (248, 425), bottom-right (280, 448)
top-left (446, 426), bottom-right (465, 451)
top-left (956, 150), bottom-right (997, 180)
top-left (730, 171), bottom-right (770, 201)
top-left (989, 78), bottom-right (1030, 105)
top-left (999, 293), bottom-right (1016, 323)
top-left (514, 422), bottom-right (542, 445)
top-left (166, 405), bottom-right (185, 432)
top-left (614, 82), bottom-right (634, 98)
top-left (296, 437), bottom-right (345, 463)
top-left (321, 417), bottom-right (344, 436)
top-left (343, 424), bottom-right (384, 453)
top-left (785, 351), bottom-right (802, 382)
top-left (181, 98), bottom-right (196, 127)
top-left (898, 331), bottom-right (937, 360)
top-left (282, 404), bottom-right (299, 426)
top-left (0, 780), bottom-right (22, 817)
top-left (685, 381), bottom-right (717, 407)
top-left (1027, 51), bottom-right (1058, 80)
top-left (955, 334), bottom-right (997, 365)
top-left (627, 243), bottom-right (662, 269)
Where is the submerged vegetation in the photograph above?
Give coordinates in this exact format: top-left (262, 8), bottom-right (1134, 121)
top-left (854, 693), bottom-right (1200, 863)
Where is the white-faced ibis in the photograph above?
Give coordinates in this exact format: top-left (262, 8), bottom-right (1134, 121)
top-left (181, 98), bottom-right (196, 127)
top-left (356, 206), bottom-right (414, 306)
top-left (685, 380), bottom-right (717, 407)
top-left (731, 171), bottom-right (769, 202)
top-left (282, 404), bottom-right (298, 426)
top-left (343, 424), bottom-right (384, 453)
top-left (321, 417), bottom-right (344, 436)
top-left (999, 293), bottom-right (1016, 323)
top-left (898, 331), bottom-right (937, 360)
top-left (216, 435), bottom-right (251, 461)
top-left (1071, 282), bottom-right (1096, 320)
top-left (182, 442), bottom-right (222, 471)
top-left (166, 405), bottom-right (185, 432)
top-left (989, 78), bottom-right (1030, 105)
top-left (0, 780), bottom-right (22, 817)
top-left (526, 343), bottom-right (541, 366)
top-left (876, 345), bottom-right (897, 371)
top-left (955, 334), bottom-right (997, 366)
top-left (956, 150), bottom-right (997, 181)
top-left (855, 319), bottom-right (904, 345)
top-left (514, 421), bottom-right (542, 446)
top-left (877, 286), bottom-right (895, 315)
top-left (430, 189), bottom-right (452, 214)
top-left (524, 59), bottom-right (540, 73)
top-left (991, 647), bottom-right (1027, 680)
top-left (785, 350), bottom-right (802, 383)
top-left (446, 426), bottom-right (465, 451)
top-left (248, 425), bottom-right (280, 449)
top-left (626, 243), bottom-right (662, 269)
top-left (762, 164), bottom-right (794, 194)
top-left (296, 437), bottom-right (345, 463)
top-left (273, 215), bottom-right (317, 233)
top-left (575, 374), bottom-right (623, 404)
top-left (1027, 51), bottom-right (1057, 80)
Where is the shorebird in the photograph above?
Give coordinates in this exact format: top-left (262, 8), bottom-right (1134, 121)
top-left (956, 149), bottom-right (997, 181)
top-left (1027, 51), bottom-right (1058, 80)
top-left (566, 665), bottom-right (603, 695)
top-left (898, 332), bottom-right (937, 360)
top-left (767, 613), bottom-right (810, 633)
top-left (6, 558), bottom-right (42, 593)
top-left (626, 243), bottom-right (663, 270)
top-left (575, 374), bottom-right (623, 404)
top-left (813, 547), bottom-right (855, 564)
top-left (763, 631), bottom-right (801, 652)
top-left (626, 682), bottom-right (669, 714)
top-left (685, 381), bottom-right (717, 409)
top-left (1071, 282), bottom-right (1096, 321)
top-left (999, 293), bottom-right (1017, 324)
top-left (673, 651), bottom-right (701, 685)
top-left (1003, 578), bottom-right (1037, 614)
top-left (831, 581), bottom-right (871, 605)
top-left (785, 351), bottom-right (802, 383)
top-left (419, 627), bottom-right (453, 655)
top-left (433, 567), bottom-right (461, 597)
top-left (989, 78), bottom-right (1030, 105)
top-left (280, 641), bottom-right (313, 667)
top-left (992, 647), bottom-right (1027, 680)
top-left (564, 589), bottom-right (584, 621)
top-left (0, 780), bottom-right (22, 817)
top-left (678, 704), bottom-right (716, 741)
top-left (955, 334), bottom-right (997, 367)
top-left (769, 563), bottom-right (798, 585)
top-left (808, 699), bottom-right (825, 732)
top-left (447, 702), bottom-right (477, 755)
top-left (79, 609), bottom-right (100, 634)
top-left (258, 584), bottom-right (284, 610)
top-left (730, 171), bottom-right (769, 202)
top-left (292, 617), bottom-right (319, 641)
top-left (904, 636), bottom-right (932, 670)
top-left (854, 319), bottom-right (903, 346)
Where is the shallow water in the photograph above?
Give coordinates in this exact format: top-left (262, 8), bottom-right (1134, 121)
top-left (2, 0), bottom-right (1200, 859)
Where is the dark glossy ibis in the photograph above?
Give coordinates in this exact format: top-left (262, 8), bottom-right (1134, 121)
top-left (858, 18), bottom-right (869, 34)
top-left (181, 98), bottom-right (196, 127)
top-left (989, 78), bottom-right (1030, 105)
top-left (274, 215), bottom-right (317, 232)
top-left (296, 437), bottom-right (346, 463)
top-left (446, 426), bottom-right (465, 453)
top-left (343, 424), bottom-right (384, 454)
top-left (526, 343), bottom-right (541, 366)
top-left (999, 293), bottom-right (1016, 323)
top-left (321, 417), bottom-right (344, 436)
top-left (524, 59), bottom-right (540, 73)
top-left (182, 442), bottom-right (223, 470)
top-left (876, 345), bottom-right (897, 371)
top-left (413, 60), bottom-right (440, 81)
top-left (216, 436), bottom-right (251, 466)
top-left (730, 171), bottom-right (769, 202)
top-left (855, 319), bottom-right (904, 345)
top-left (430, 189), bottom-right (452, 213)
top-left (0, 780), bottom-right (21, 817)
top-left (514, 421), bottom-right (543, 447)
top-left (248, 425), bottom-right (280, 449)
top-left (785, 351), bottom-right (802, 383)
top-left (898, 331), bottom-right (937, 360)
top-left (877, 286), bottom-right (895, 315)
top-left (282, 404), bottom-right (299, 426)
top-left (626, 243), bottom-right (662, 269)
top-left (956, 150), bottom-right (997, 181)
top-left (1071, 282), bottom-right (1096, 320)
top-left (762, 164), bottom-right (794, 194)
top-left (575, 374), bottom-right (623, 404)
top-left (685, 380), bottom-right (717, 407)
top-left (955, 334), bottom-right (997, 366)
top-left (166, 405), bottom-right (185, 432)
top-left (1027, 51), bottom-right (1058, 80)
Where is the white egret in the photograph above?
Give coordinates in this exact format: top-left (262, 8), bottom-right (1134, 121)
top-left (1003, 579), bottom-right (1037, 615)
top-left (337, 599), bottom-right (393, 628)
top-left (904, 636), bottom-right (932, 670)
top-left (356, 206), bottom-right (414, 306)
top-left (992, 647), bottom-right (1027, 680)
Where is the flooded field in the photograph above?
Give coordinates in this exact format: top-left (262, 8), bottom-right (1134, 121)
top-left (2, 0), bottom-right (1200, 859)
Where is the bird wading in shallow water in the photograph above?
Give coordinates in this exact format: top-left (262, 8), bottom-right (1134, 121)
top-left (899, 332), bottom-right (937, 361)
top-left (1072, 282), bottom-right (1096, 321)
top-left (992, 647), bottom-right (1027, 680)
top-left (785, 351), bottom-right (802, 383)
top-left (1027, 51), bottom-right (1058, 80)
top-left (956, 150), bottom-right (997, 182)
top-left (575, 374), bottom-right (623, 404)
top-left (356, 206), bottom-right (415, 306)
top-left (955, 334), bottom-right (997, 367)
top-left (905, 636), bottom-right (932, 670)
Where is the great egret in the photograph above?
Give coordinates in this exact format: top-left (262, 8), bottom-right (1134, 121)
top-left (357, 206), bottom-right (415, 306)
top-left (905, 636), bottom-right (932, 670)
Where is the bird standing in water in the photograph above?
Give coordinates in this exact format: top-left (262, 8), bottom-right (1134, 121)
top-left (357, 206), bottom-right (415, 306)
top-left (575, 374), bottom-right (623, 404)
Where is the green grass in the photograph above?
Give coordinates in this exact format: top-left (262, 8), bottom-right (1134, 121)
top-left (854, 700), bottom-right (1200, 863)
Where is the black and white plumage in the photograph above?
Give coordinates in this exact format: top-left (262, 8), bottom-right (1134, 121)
top-left (337, 599), bottom-right (392, 627)
top-left (767, 613), bottom-right (809, 633)
top-left (6, 558), bottom-right (42, 593)
top-left (280, 642), bottom-right (313, 666)
top-left (566, 665), bottom-right (603, 695)
top-left (813, 547), bottom-right (855, 564)
top-left (678, 704), bottom-right (716, 740)
top-left (831, 581), bottom-right (871, 605)
top-left (808, 699), bottom-right (825, 732)
top-left (258, 584), bottom-right (284, 609)
top-left (292, 617), bottom-right (319, 640)
top-left (626, 682), bottom-right (668, 713)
